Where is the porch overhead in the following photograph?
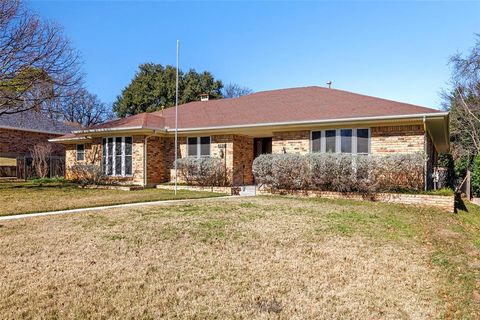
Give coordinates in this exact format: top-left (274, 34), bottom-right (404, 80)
top-left (425, 114), bottom-right (450, 153)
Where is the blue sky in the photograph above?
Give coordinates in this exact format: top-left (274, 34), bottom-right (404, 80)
top-left (29, 1), bottom-right (480, 109)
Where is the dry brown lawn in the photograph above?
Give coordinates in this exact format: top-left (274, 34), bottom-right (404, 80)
top-left (0, 181), bottom-right (222, 216)
top-left (0, 196), bottom-right (479, 319)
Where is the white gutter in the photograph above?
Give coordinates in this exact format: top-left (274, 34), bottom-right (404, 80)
top-left (72, 126), bottom-right (155, 134)
top-left (165, 112), bottom-right (449, 133)
top-left (49, 136), bottom-right (90, 142)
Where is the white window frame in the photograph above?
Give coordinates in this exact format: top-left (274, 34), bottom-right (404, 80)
top-left (310, 128), bottom-right (370, 154)
top-left (76, 144), bottom-right (85, 161)
top-left (355, 128), bottom-right (371, 155)
top-left (102, 136), bottom-right (133, 177)
top-left (186, 136), bottom-right (211, 158)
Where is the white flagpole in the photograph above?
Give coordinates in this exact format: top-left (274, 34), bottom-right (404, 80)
top-left (174, 40), bottom-right (179, 195)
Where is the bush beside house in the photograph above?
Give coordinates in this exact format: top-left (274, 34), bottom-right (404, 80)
top-left (174, 157), bottom-right (230, 187)
top-left (253, 153), bottom-right (425, 194)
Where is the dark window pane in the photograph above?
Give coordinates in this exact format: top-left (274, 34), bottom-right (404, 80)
top-left (188, 137), bottom-right (197, 157)
top-left (311, 131), bottom-right (321, 153)
top-left (76, 144), bottom-right (84, 161)
top-left (200, 136), bottom-right (210, 156)
top-left (125, 137), bottom-right (132, 156)
top-left (113, 138), bottom-right (121, 175)
top-left (115, 137), bottom-right (122, 156)
top-left (341, 129), bottom-right (352, 153)
top-left (107, 138), bottom-right (114, 175)
top-left (115, 156), bottom-right (122, 175)
top-left (325, 130), bottom-right (336, 153)
top-left (102, 139), bottom-right (107, 173)
top-left (125, 156), bottom-right (132, 175)
top-left (357, 129), bottom-right (369, 154)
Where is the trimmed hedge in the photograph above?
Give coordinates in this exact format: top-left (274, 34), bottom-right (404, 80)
top-left (70, 164), bottom-right (105, 187)
top-left (174, 157), bottom-right (229, 187)
top-left (253, 153), bottom-right (425, 194)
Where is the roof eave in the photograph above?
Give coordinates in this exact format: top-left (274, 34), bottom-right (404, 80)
top-left (48, 136), bottom-right (91, 143)
top-left (72, 126), bottom-right (166, 134)
top-left (168, 112), bottom-right (449, 133)
top-left (0, 125), bottom-right (71, 135)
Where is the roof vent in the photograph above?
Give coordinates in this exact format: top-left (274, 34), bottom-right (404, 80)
top-left (200, 93), bottom-right (209, 102)
top-left (326, 81), bottom-right (332, 89)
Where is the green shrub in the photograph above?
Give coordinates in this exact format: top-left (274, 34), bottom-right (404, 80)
top-left (437, 153), bottom-right (455, 188)
top-left (427, 188), bottom-right (455, 196)
top-left (471, 154), bottom-right (480, 197)
top-left (454, 155), bottom-right (470, 179)
top-left (29, 177), bottom-right (67, 184)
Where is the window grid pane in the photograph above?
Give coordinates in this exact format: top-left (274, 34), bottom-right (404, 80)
top-left (107, 138), bottom-right (114, 176)
top-left (357, 129), bottom-right (369, 154)
top-left (325, 130), bottom-right (336, 153)
top-left (311, 129), bottom-right (370, 155)
top-left (187, 137), bottom-right (197, 157)
top-left (341, 129), bottom-right (352, 153)
top-left (125, 137), bottom-right (132, 176)
top-left (311, 131), bottom-right (321, 153)
top-left (76, 144), bottom-right (85, 161)
top-left (125, 156), bottom-right (132, 175)
top-left (200, 137), bottom-right (210, 156)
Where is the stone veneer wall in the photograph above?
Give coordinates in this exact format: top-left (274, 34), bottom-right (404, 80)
top-left (370, 125), bottom-right (425, 154)
top-left (0, 128), bottom-right (65, 156)
top-left (269, 125), bottom-right (426, 156)
top-left (272, 130), bottom-right (310, 154)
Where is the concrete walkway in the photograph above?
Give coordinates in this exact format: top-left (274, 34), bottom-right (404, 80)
top-left (0, 196), bottom-right (236, 222)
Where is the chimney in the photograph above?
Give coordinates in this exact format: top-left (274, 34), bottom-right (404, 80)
top-left (200, 93), bottom-right (209, 102)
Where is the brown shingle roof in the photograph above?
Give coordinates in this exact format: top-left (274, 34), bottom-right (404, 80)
top-left (156, 86), bottom-right (441, 129)
top-left (86, 112), bottom-right (165, 130)
top-left (78, 86), bottom-right (442, 133)
top-left (0, 110), bottom-right (78, 134)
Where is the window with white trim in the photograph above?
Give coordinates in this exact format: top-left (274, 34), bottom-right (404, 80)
top-left (102, 137), bottom-right (133, 176)
top-left (187, 136), bottom-right (211, 157)
top-left (310, 128), bottom-right (370, 154)
top-left (76, 144), bottom-right (85, 161)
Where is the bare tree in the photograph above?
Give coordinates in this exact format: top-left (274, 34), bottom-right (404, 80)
top-left (30, 142), bottom-right (53, 178)
top-left (222, 83), bottom-right (253, 98)
top-left (444, 35), bottom-right (480, 159)
top-left (50, 87), bottom-right (113, 127)
top-left (0, 0), bottom-right (81, 116)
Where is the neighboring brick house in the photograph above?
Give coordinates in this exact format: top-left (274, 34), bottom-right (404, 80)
top-left (0, 110), bottom-right (76, 177)
top-left (51, 87), bottom-right (449, 189)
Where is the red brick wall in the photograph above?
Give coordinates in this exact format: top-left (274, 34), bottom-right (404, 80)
top-left (0, 128), bottom-right (65, 156)
top-left (233, 135), bottom-right (254, 185)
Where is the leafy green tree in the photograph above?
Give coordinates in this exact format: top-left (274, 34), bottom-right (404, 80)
top-left (471, 154), bottom-right (480, 196)
top-left (113, 63), bottom-right (223, 117)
